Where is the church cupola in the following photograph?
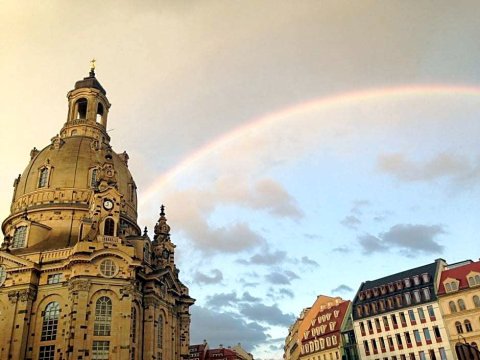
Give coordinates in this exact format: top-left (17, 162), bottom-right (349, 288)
top-left (60, 60), bottom-right (111, 142)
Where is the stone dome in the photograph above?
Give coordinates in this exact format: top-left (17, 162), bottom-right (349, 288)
top-left (2, 71), bottom-right (140, 253)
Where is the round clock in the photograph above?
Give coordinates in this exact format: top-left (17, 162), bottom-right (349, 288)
top-left (162, 249), bottom-right (170, 259)
top-left (103, 199), bottom-right (114, 210)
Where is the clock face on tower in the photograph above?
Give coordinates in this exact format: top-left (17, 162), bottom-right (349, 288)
top-left (162, 249), bottom-right (169, 259)
top-left (103, 199), bottom-right (114, 210)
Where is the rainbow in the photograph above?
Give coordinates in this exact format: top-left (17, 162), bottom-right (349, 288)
top-left (140, 84), bottom-right (480, 205)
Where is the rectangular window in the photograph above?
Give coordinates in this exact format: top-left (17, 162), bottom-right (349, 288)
top-left (92, 341), bottom-right (110, 360)
top-left (422, 288), bottom-right (431, 301)
top-left (375, 318), bottom-right (382, 332)
top-left (387, 336), bottom-right (394, 348)
top-left (419, 351), bottom-right (426, 360)
top-left (427, 305), bottom-right (435, 319)
top-left (423, 328), bottom-right (431, 342)
top-left (391, 314), bottom-right (398, 327)
top-left (367, 320), bottom-right (373, 333)
top-left (379, 336), bottom-right (386, 350)
top-left (409, 353), bottom-right (416, 360)
top-left (401, 355), bottom-right (407, 360)
top-left (405, 331), bottom-right (412, 345)
top-left (417, 307), bottom-right (425, 321)
top-left (439, 348), bottom-right (447, 360)
top-left (39, 345), bottom-right (55, 360)
top-left (413, 330), bottom-right (421, 344)
top-left (433, 325), bottom-right (441, 341)
top-left (396, 333), bottom-right (403, 347)
top-left (382, 316), bottom-right (389, 329)
top-left (47, 274), bottom-right (61, 284)
top-left (371, 339), bottom-right (378, 352)
top-left (408, 309), bottom-right (416, 324)
top-left (429, 349), bottom-right (437, 360)
top-left (400, 312), bottom-right (407, 326)
top-left (363, 340), bottom-right (370, 354)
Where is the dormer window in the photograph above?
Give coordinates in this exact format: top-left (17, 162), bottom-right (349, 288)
top-left (468, 274), bottom-right (480, 287)
top-left (413, 275), bottom-right (420, 285)
top-left (404, 278), bottom-right (411, 287)
top-left (444, 280), bottom-right (459, 293)
top-left (75, 98), bottom-right (87, 119)
top-left (11, 226), bottom-right (27, 248)
top-left (395, 281), bottom-right (403, 290)
top-left (38, 167), bottom-right (49, 188)
top-left (359, 291), bottom-right (365, 300)
top-left (388, 283), bottom-right (395, 292)
top-left (373, 287), bottom-right (379, 297)
top-left (380, 285), bottom-right (387, 294)
top-left (421, 273), bottom-right (430, 283)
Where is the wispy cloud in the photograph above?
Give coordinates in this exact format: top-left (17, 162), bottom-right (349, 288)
top-left (193, 269), bottom-right (223, 285)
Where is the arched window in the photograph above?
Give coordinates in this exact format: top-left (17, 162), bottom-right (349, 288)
top-left (473, 295), bottom-right (480, 308)
top-left (96, 103), bottom-right (104, 123)
top-left (71, 129), bottom-right (78, 136)
top-left (455, 321), bottom-right (463, 334)
top-left (38, 167), bottom-right (49, 188)
top-left (157, 314), bottom-right (163, 349)
top-left (465, 320), bottom-right (473, 332)
top-left (458, 299), bottom-right (466, 311)
top-left (11, 226), bottom-right (27, 249)
top-left (104, 218), bottom-right (115, 236)
top-left (41, 302), bottom-right (60, 341)
top-left (75, 98), bottom-right (87, 119)
top-left (94, 297), bottom-right (112, 336)
top-left (449, 301), bottom-right (457, 313)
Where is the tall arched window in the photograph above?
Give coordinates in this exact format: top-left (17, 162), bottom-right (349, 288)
top-left (38, 168), bottom-right (49, 188)
top-left (449, 301), bottom-right (457, 313)
top-left (11, 226), bottom-right (27, 249)
top-left (75, 98), bottom-right (87, 119)
top-left (473, 295), bottom-right (480, 308)
top-left (455, 321), bottom-right (463, 334)
top-left (104, 218), bottom-right (115, 236)
top-left (41, 302), bottom-right (60, 341)
top-left (96, 103), bottom-right (104, 123)
top-left (94, 297), bottom-right (112, 336)
top-left (458, 299), bottom-right (466, 311)
top-left (465, 320), bottom-right (473, 332)
top-left (157, 314), bottom-right (163, 349)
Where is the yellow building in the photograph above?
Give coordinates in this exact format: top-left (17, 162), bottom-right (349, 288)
top-left (0, 67), bottom-right (194, 359)
top-left (437, 260), bottom-right (480, 358)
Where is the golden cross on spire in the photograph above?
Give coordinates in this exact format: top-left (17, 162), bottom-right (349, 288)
top-left (90, 58), bottom-right (96, 70)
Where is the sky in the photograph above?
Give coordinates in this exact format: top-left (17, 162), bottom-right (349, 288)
top-left (2, 1), bottom-right (480, 359)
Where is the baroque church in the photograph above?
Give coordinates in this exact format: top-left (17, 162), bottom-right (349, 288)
top-left (0, 66), bottom-right (195, 360)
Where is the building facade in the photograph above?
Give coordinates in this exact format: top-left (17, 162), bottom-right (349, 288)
top-left (352, 259), bottom-right (453, 360)
top-left (437, 260), bottom-right (480, 358)
top-left (0, 68), bottom-right (194, 359)
top-left (299, 298), bottom-right (352, 360)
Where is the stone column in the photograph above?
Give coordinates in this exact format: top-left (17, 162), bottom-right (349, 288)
top-left (67, 279), bottom-right (91, 360)
top-left (7, 287), bottom-right (37, 360)
top-left (143, 296), bottom-right (157, 359)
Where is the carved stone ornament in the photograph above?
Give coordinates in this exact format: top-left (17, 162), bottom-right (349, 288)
top-left (8, 288), bottom-right (37, 303)
top-left (68, 279), bottom-right (91, 293)
top-left (120, 283), bottom-right (135, 299)
top-left (51, 135), bottom-right (65, 150)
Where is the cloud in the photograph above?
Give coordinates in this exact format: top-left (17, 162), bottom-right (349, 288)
top-left (332, 246), bottom-right (351, 253)
top-left (341, 215), bottom-right (361, 229)
top-left (300, 256), bottom-right (319, 266)
top-left (164, 177), bottom-right (303, 255)
top-left (239, 303), bottom-right (295, 327)
top-left (241, 292), bottom-right (262, 303)
top-left (359, 224), bottom-right (445, 256)
top-left (377, 153), bottom-right (479, 184)
top-left (193, 269), bottom-right (223, 285)
top-left (278, 288), bottom-right (294, 299)
top-left (239, 250), bottom-right (288, 265)
top-left (205, 292), bottom-right (238, 308)
top-left (351, 200), bottom-right (370, 215)
top-left (265, 270), bottom-right (299, 285)
top-left (332, 284), bottom-right (354, 294)
top-left (190, 305), bottom-right (268, 352)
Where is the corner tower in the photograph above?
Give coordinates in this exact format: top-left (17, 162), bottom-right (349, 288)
top-left (0, 66), bottom-right (194, 360)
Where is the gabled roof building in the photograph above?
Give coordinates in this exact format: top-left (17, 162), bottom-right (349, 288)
top-left (437, 259), bottom-right (480, 358)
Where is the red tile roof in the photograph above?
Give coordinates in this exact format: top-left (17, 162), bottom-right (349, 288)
top-left (438, 260), bottom-right (480, 295)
